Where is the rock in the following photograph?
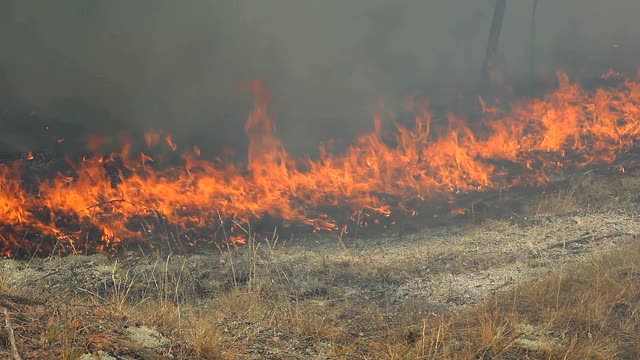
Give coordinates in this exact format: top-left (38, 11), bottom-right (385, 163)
top-left (126, 325), bottom-right (170, 351)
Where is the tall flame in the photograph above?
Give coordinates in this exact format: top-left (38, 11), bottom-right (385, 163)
top-left (2, 72), bottom-right (640, 257)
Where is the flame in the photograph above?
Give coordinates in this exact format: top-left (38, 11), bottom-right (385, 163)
top-left (2, 72), bottom-right (640, 257)
top-left (165, 135), bottom-right (177, 151)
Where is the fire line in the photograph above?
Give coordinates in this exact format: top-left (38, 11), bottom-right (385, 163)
top-left (2, 72), bottom-right (640, 257)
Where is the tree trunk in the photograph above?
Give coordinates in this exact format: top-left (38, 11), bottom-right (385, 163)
top-left (480, 0), bottom-right (507, 93)
top-left (529, 0), bottom-right (539, 94)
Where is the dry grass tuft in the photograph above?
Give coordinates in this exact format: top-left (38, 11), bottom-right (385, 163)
top-left (531, 184), bottom-right (579, 216)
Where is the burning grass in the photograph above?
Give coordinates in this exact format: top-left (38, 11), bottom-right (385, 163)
top-left (1, 174), bottom-right (640, 358)
top-left (3, 72), bottom-right (640, 256)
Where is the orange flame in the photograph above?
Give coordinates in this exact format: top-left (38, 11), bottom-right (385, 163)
top-left (165, 135), bottom-right (177, 151)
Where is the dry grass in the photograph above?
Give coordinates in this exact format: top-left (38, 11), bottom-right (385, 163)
top-left (395, 240), bottom-right (640, 359)
top-left (1, 174), bottom-right (640, 358)
top-left (530, 184), bottom-right (579, 216)
top-left (2, 237), bottom-right (640, 359)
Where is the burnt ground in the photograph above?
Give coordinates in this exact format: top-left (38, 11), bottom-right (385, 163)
top-left (1, 170), bottom-right (640, 358)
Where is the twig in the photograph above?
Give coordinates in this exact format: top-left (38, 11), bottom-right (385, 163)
top-left (86, 199), bottom-right (131, 210)
top-left (2, 307), bottom-right (22, 360)
top-left (547, 232), bottom-right (636, 250)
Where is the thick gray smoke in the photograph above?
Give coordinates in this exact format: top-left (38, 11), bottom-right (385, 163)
top-left (1, 0), bottom-right (639, 154)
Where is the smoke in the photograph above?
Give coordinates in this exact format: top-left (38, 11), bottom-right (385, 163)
top-left (1, 0), bottom-right (640, 154)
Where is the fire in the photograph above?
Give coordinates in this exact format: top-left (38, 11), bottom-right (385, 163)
top-left (2, 71), bottom-right (640, 257)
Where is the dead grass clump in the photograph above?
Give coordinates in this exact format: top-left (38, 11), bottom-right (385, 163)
top-left (44, 309), bottom-right (89, 359)
top-left (184, 312), bottom-right (229, 360)
top-left (530, 184), bottom-right (579, 216)
top-left (0, 270), bottom-right (11, 295)
top-left (612, 176), bottom-right (640, 203)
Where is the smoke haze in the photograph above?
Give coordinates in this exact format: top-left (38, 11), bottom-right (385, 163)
top-left (1, 0), bottom-right (639, 154)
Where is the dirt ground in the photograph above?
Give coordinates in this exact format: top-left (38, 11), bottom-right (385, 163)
top-left (1, 171), bottom-right (640, 359)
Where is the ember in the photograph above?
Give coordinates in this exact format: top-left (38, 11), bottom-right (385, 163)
top-left (2, 72), bottom-right (640, 257)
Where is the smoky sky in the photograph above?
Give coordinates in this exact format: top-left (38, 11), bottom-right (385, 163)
top-left (1, 0), bottom-right (640, 155)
